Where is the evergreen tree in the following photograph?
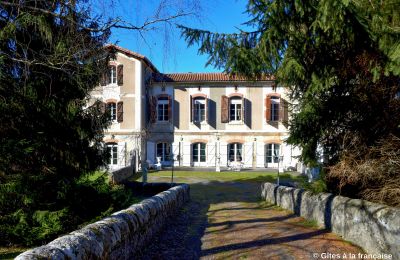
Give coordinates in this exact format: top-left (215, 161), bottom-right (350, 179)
top-left (179, 0), bottom-right (400, 203)
top-left (0, 0), bottom-right (112, 245)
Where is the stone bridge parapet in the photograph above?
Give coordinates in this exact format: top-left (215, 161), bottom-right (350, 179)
top-left (16, 183), bottom-right (190, 259)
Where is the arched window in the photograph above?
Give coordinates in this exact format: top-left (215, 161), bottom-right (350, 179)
top-left (228, 143), bottom-right (242, 162)
top-left (192, 143), bottom-right (206, 162)
top-left (265, 143), bottom-right (280, 163)
top-left (156, 142), bottom-right (171, 161)
top-left (106, 143), bottom-right (118, 165)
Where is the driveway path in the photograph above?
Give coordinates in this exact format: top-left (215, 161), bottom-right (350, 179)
top-left (138, 176), bottom-right (363, 259)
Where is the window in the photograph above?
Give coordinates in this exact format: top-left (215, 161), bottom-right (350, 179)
top-left (228, 143), bottom-right (242, 162)
top-left (156, 142), bottom-right (171, 161)
top-left (107, 102), bottom-right (116, 120)
top-left (107, 143), bottom-right (118, 165)
top-left (109, 66), bottom-right (117, 84)
top-left (193, 97), bottom-right (206, 122)
top-left (192, 143), bottom-right (206, 162)
top-left (271, 96), bottom-right (280, 121)
top-left (229, 97), bottom-right (242, 121)
top-left (266, 143), bottom-right (280, 163)
top-left (157, 97), bottom-right (169, 121)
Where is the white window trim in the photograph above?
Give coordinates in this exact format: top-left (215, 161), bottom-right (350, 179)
top-left (157, 98), bottom-right (169, 122)
top-left (193, 98), bottom-right (206, 123)
top-left (229, 97), bottom-right (242, 123)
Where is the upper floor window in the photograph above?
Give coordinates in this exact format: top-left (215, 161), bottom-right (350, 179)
top-left (101, 64), bottom-right (123, 86)
top-left (105, 101), bottom-right (123, 122)
top-left (266, 93), bottom-right (287, 123)
top-left (110, 66), bottom-right (117, 84)
top-left (265, 143), bottom-right (280, 163)
top-left (229, 97), bottom-right (242, 121)
top-left (271, 96), bottom-right (280, 121)
top-left (193, 97), bottom-right (206, 122)
top-left (107, 102), bottom-right (117, 120)
top-left (221, 95), bottom-right (246, 124)
top-left (106, 143), bottom-right (118, 165)
top-left (157, 97), bottom-right (169, 121)
top-left (156, 142), bottom-right (171, 161)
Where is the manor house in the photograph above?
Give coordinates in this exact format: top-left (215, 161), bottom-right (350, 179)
top-left (89, 45), bottom-right (301, 171)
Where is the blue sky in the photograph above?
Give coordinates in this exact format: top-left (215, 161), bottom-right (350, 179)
top-left (108, 1), bottom-right (251, 73)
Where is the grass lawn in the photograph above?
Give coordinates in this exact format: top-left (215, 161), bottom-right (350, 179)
top-left (147, 170), bottom-right (305, 184)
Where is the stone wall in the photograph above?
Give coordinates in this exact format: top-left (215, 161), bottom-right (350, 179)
top-left (261, 182), bottom-right (400, 259)
top-left (16, 184), bottom-right (190, 260)
top-left (108, 165), bottom-right (140, 184)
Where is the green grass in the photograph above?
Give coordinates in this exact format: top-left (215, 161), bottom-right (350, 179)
top-left (148, 170), bottom-right (303, 183)
top-left (0, 247), bottom-right (28, 259)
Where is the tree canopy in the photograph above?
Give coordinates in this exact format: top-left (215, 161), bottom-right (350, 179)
top-left (0, 0), bottom-right (113, 245)
top-left (179, 0), bottom-right (400, 205)
top-left (179, 0), bottom-right (400, 163)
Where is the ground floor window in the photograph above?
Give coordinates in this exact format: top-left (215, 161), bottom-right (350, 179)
top-left (228, 143), bottom-right (242, 162)
top-left (192, 142), bottom-right (206, 162)
top-left (157, 142), bottom-right (171, 161)
top-left (107, 143), bottom-right (118, 165)
top-left (266, 143), bottom-right (280, 163)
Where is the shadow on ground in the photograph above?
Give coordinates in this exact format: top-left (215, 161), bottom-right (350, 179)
top-left (135, 175), bottom-right (362, 259)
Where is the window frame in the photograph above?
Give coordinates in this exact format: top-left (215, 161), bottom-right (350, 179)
top-left (107, 102), bottom-right (117, 121)
top-left (157, 96), bottom-right (169, 122)
top-left (229, 97), bottom-right (242, 122)
top-left (109, 65), bottom-right (117, 84)
top-left (265, 143), bottom-right (280, 164)
top-left (106, 143), bottom-right (118, 165)
top-left (192, 142), bottom-right (206, 163)
top-left (270, 96), bottom-right (280, 122)
top-left (193, 97), bottom-right (206, 123)
top-left (156, 142), bottom-right (171, 162)
top-left (228, 142), bottom-right (243, 162)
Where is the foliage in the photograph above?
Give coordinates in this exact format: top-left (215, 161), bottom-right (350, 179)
top-left (179, 0), bottom-right (400, 202)
top-left (0, 0), bottom-right (114, 246)
top-left (299, 168), bottom-right (328, 194)
top-left (0, 172), bottom-right (139, 246)
top-left (329, 135), bottom-right (400, 207)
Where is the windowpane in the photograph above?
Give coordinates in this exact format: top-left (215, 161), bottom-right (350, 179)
top-left (193, 144), bottom-right (198, 161)
top-left (194, 98), bottom-right (206, 122)
top-left (107, 144), bottom-right (118, 165)
top-left (265, 144), bottom-right (280, 164)
top-left (157, 98), bottom-right (169, 121)
top-left (107, 103), bottom-right (116, 120)
top-left (228, 143), bottom-right (242, 162)
top-left (229, 98), bottom-right (242, 121)
top-left (110, 66), bottom-right (116, 84)
top-left (112, 146), bottom-right (118, 164)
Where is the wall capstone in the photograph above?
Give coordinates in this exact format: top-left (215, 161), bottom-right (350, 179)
top-left (16, 183), bottom-right (190, 260)
top-left (261, 182), bottom-right (400, 259)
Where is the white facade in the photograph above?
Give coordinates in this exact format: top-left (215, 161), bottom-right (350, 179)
top-left (90, 45), bottom-right (301, 171)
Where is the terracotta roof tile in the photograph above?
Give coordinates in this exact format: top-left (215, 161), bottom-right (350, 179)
top-left (153, 73), bottom-right (274, 83)
top-left (105, 44), bottom-right (159, 73)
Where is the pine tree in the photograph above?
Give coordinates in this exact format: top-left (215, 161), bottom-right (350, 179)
top-left (179, 0), bottom-right (400, 204)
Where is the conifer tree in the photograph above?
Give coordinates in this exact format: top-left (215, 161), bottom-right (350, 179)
top-left (179, 0), bottom-right (400, 203)
top-left (0, 0), bottom-right (111, 245)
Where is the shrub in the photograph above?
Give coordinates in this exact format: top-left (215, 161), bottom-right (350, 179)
top-left (0, 172), bottom-right (139, 246)
top-left (328, 134), bottom-right (400, 207)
